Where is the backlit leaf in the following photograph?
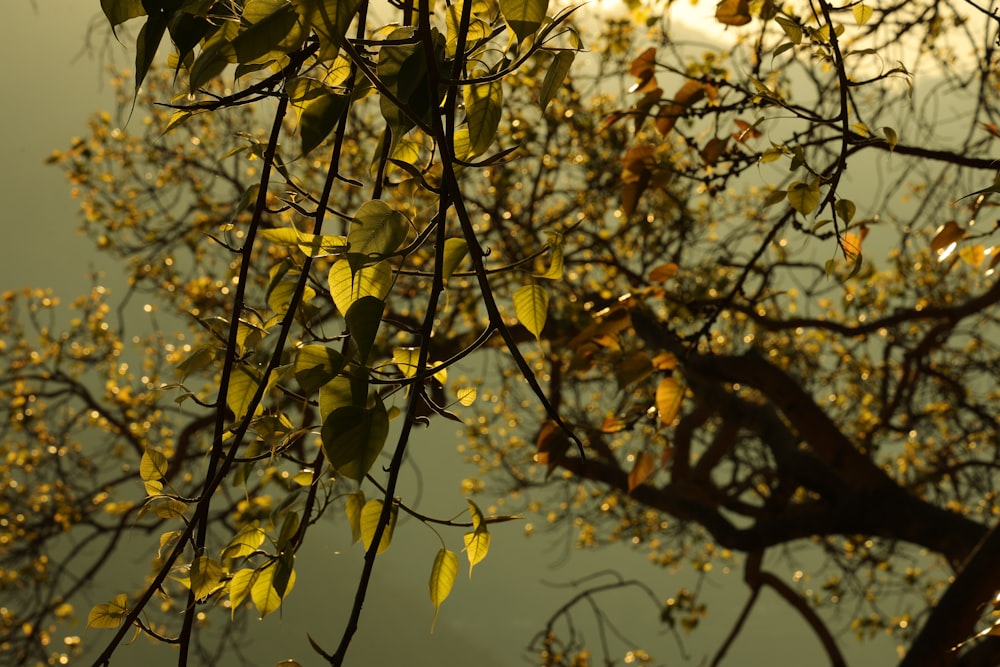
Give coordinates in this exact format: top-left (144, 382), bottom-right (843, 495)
top-left (348, 200), bottom-right (410, 264)
top-left (228, 365), bottom-right (264, 423)
top-left (140, 447), bottom-right (168, 482)
top-left (442, 238), bottom-right (469, 281)
top-left (329, 259), bottom-right (392, 314)
top-left (648, 263), bottom-right (678, 283)
top-left (500, 0), bottom-right (548, 43)
top-left (655, 376), bottom-right (684, 425)
top-left (360, 498), bottom-right (397, 554)
top-left (853, 2), bottom-right (873, 26)
top-left (457, 387), bottom-right (477, 406)
top-left (251, 561), bottom-right (297, 617)
top-left (787, 180), bottom-right (820, 216)
top-left (228, 568), bottom-right (255, 615)
top-left (87, 594), bottom-right (128, 629)
top-left (222, 522), bottom-right (267, 560)
top-left (513, 284), bottom-right (549, 341)
top-left (716, 0), bottom-right (751, 26)
top-left (539, 50), bottom-right (575, 109)
top-left (628, 451), bottom-right (656, 492)
top-left (301, 91), bottom-right (349, 156)
top-left (463, 527), bottom-right (491, 577)
top-left (191, 556), bottom-right (225, 600)
top-left (429, 548), bottom-right (459, 632)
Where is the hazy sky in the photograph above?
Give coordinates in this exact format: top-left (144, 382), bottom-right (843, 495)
top-left (0, 3), bottom-right (902, 666)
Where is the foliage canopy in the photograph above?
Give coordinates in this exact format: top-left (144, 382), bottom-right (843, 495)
top-left (5, 0), bottom-right (1000, 665)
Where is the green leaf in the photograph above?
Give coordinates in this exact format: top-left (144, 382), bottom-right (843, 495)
top-left (221, 522), bottom-right (267, 560)
top-left (189, 40), bottom-right (233, 92)
top-left (883, 126), bottom-right (898, 151)
top-left (787, 180), bottom-right (820, 216)
top-left (329, 259), bottom-right (392, 314)
top-left (513, 284), bottom-right (549, 341)
top-left (360, 498), bottom-right (398, 554)
top-left (191, 556), bottom-right (225, 600)
top-left (835, 199), bottom-right (856, 225)
top-left (345, 490), bottom-right (365, 544)
top-left (176, 345), bottom-right (215, 381)
top-left (345, 296), bottom-right (384, 365)
top-left (101, 0), bottom-right (145, 28)
top-left (251, 561), bottom-right (297, 617)
top-left (135, 9), bottom-right (170, 93)
top-left (348, 200), bottom-right (410, 265)
top-left (429, 548), bottom-right (459, 632)
top-left (500, 0), bottom-right (548, 43)
top-left (301, 91), bottom-right (350, 156)
top-left (87, 594), bottom-right (128, 629)
top-left (465, 78), bottom-right (504, 156)
top-left (539, 51), bottom-right (575, 109)
top-left (321, 400), bottom-right (389, 481)
top-left (140, 447), bottom-right (168, 482)
top-left (319, 376), bottom-right (362, 422)
top-left (291, 0), bottom-right (362, 58)
top-left (232, 1), bottom-right (302, 65)
top-left (441, 238), bottom-right (469, 281)
top-left (294, 345), bottom-right (346, 394)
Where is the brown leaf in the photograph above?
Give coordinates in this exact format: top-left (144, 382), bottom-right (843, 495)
top-left (600, 416), bottom-right (628, 433)
top-left (655, 81), bottom-right (706, 136)
top-left (732, 118), bottom-right (762, 142)
top-left (716, 0), bottom-right (752, 26)
top-left (700, 137), bottom-right (728, 166)
top-left (931, 221), bottom-right (965, 253)
top-left (628, 452), bottom-right (656, 493)
top-left (648, 262), bottom-right (679, 283)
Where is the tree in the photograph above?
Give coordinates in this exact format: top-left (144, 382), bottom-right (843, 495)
top-left (5, 0), bottom-right (1000, 665)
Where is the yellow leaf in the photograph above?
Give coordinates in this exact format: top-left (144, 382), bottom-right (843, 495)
top-left (429, 548), bottom-right (459, 632)
top-left (457, 387), bottom-right (477, 406)
top-left (715, 0), bottom-right (751, 26)
top-left (140, 447), bottom-right (168, 482)
top-left (87, 594), bottom-right (128, 629)
top-left (513, 284), bottom-right (549, 341)
top-left (191, 556), bottom-right (225, 601)
top-left (360, 499), bottom-right (397, 554)
top-left (250, 562), bottom-right (297, 618)
top-left (853, 2), bottom-right (873, 26)
top-left (463, 527), bottom-right (491, 577)
top-left (655, 377), bottom-right (684, 425)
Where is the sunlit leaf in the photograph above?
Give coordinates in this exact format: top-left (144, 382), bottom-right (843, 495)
top-left (931, 221), bottom-right (965, 255)
top-left (360, 498), bottom-right (397, 554)
top-left (457, 387), bottom-right (477, 406)
top-left (329, 259), bottom-right (392, 314)
top-left (87, 594), bottom-right (128, 629)
top-left (655, 376), bottom-right (684, 425)
top-left (500, 0), bottom-right (548, 43)
top-left (191, 556), bottom-right (225, 600)
top-left (463, 527), bottom-right (490, 577)
top-left (229, 568), bottom-right (255, 616)
top-left (140, 447), bottom-right (168, 482)
top-left (429, 548), bottom-right (459, 632)
top-left (853, 2), bottom-right (873, 26)
top-left (539, 50), bottom-right (575, 109)
top-left (628, 451), bottom-right (656, 492)
top-left (442, 238), bottom-right (469, 281)
top-left (513, 284), bottom-right (549, 341)
top-left (348, 200), bottom-right (410, 264)
top-left (228, 365), bottom-right (264, 423)
top-left (251, 561), bottom-right (297, 617)
top-left (222, 522), bottom-right (267, 560)
top-left (715, 0), bottom-right (751, 26)
top-left (648, 263), bottom-right (678, 283)
top-left (787, 180), bottom-right (820, 216)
